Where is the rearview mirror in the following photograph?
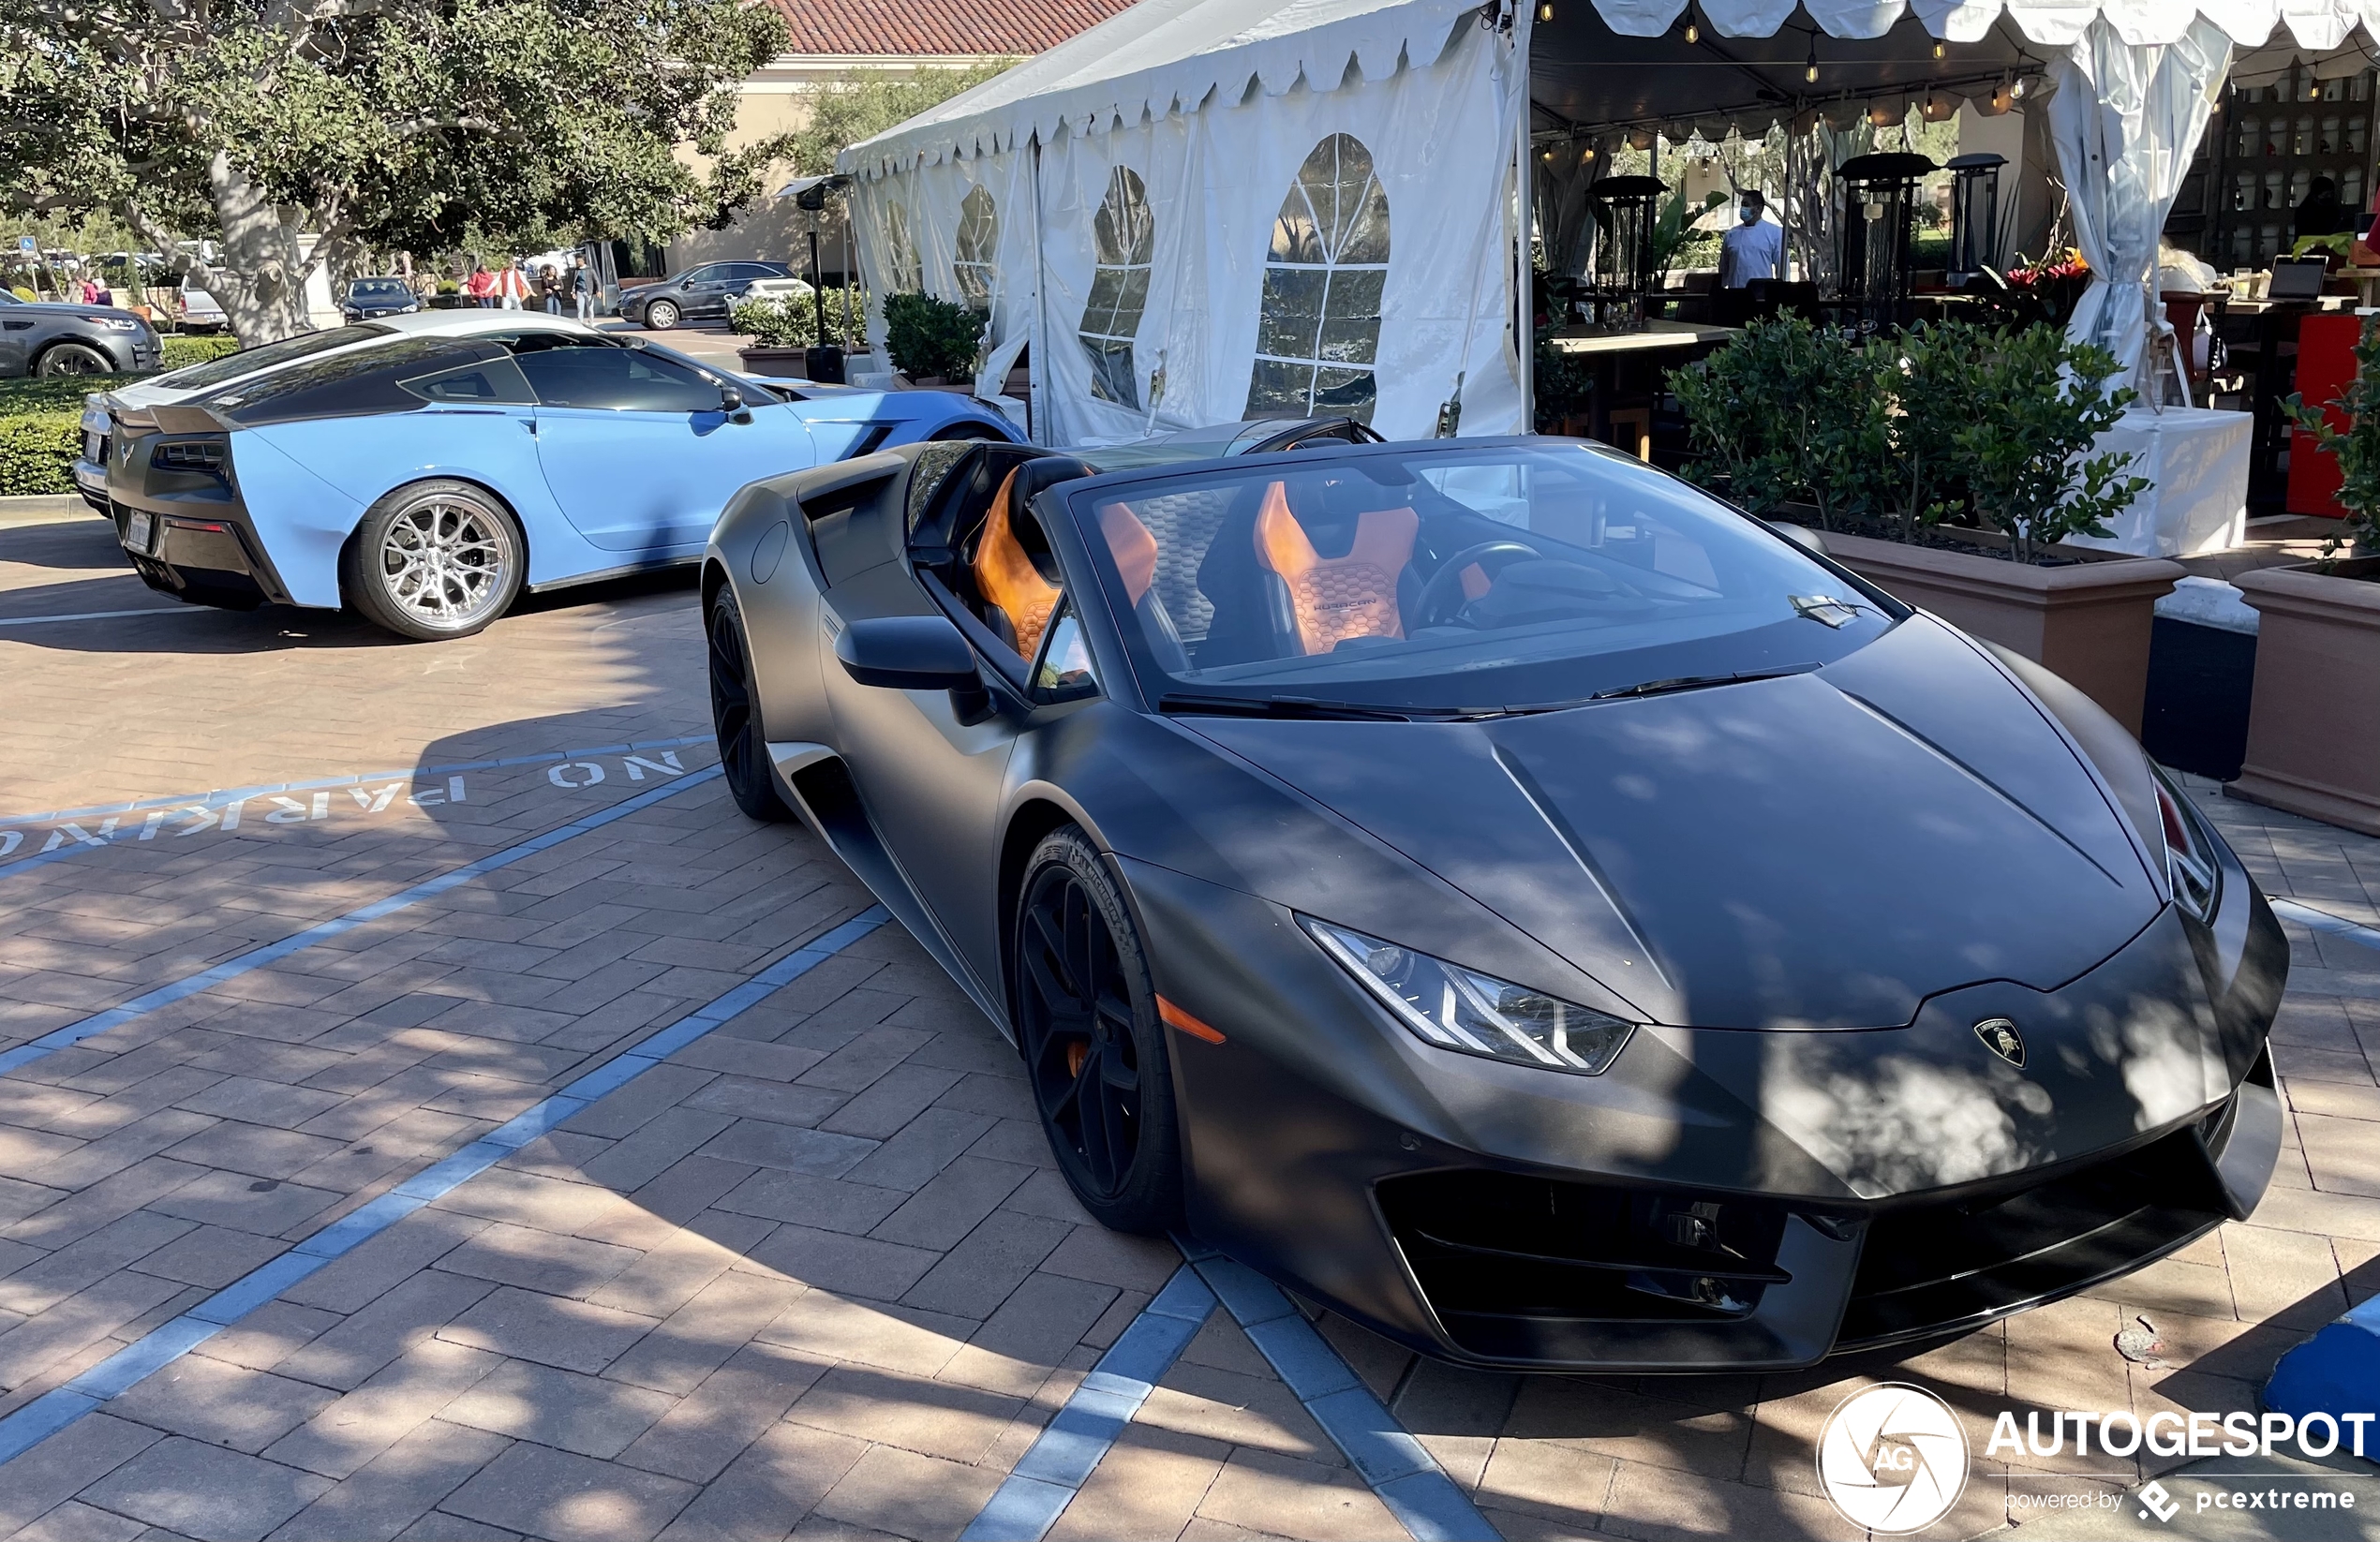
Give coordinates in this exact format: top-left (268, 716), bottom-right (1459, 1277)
top-left (836, 615), bottom-right (981, 691)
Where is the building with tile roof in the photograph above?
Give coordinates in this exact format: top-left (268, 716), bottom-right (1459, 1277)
top-left (661, 0), bottom-right (1134, 276)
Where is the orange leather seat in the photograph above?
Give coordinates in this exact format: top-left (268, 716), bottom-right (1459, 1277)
top-left (1253, 482), bottom-right (1418, 655)
top-left (973, 468), bottom-right (1061, 657)
top-left (1098, 502), bottom-right (1158, 605)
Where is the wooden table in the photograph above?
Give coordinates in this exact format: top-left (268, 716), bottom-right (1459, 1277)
top-left (1542, 320), bottom-right (1740, 456)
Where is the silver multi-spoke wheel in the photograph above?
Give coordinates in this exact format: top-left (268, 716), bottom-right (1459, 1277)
top-left (379, 499), bottom-right (511, 629)
top-left (346, 481), bottom-right (525, 641)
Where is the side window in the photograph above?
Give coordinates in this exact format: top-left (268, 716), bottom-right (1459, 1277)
top-left (1078, 168), bottom-right (1153, 408)
top-left (1031, 600), bottom-right (1100, 702)
top-left (398, 356), bottom-right (534, 405)
top-left (680, 264), bottom-right (724, 286)
top-left (1246, 135), bottom-right (1390, 424)
top-left (515, 346), bottom-right (723, 411)
top-left (955, 186), bottom-right (999, 309)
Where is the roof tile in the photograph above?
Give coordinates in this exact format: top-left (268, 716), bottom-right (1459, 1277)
top-left (767, 0), bottom-right (1135, 57)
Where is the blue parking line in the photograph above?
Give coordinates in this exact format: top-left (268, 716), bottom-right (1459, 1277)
top-left (0, 765), bottom-right (724, 1075)
top-left (1185, 1242), bottom-right (1501, 1542)
top-left (961, 1266), bottom-right (1219, 1542)
top-left (0, 905), bottom-right (892, 1471)
top-left (0, 734), bottom-right (713, 829)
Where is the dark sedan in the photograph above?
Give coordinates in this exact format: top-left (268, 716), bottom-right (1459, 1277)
top-left (701, 432), bottom-right (2286, 1372)
top-left (618, 261), bottom-right (796, 330)
top-left (0, 291), bottom-right (162, 377)
top-left (340, 277), bottom-right (421, 323)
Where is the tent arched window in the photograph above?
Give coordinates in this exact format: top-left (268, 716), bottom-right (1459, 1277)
top-left (1078, 167), bottom-right (1153, 408)
top-left (955, 185), bottom-right (999, 309)
top-left (884, 202), bottom-right (924, 294)
top-left (1245, 134), bottom-right (1389, 423)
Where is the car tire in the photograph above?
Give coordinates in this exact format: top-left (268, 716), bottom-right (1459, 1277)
top-left (644, 299), bottom-right (680, 331)
top-left (708, 586), bottom-right (793, 822)
top-left (342, 480), bottom-right (525, 641)
top-left (1014, 825), bottom-right (1185, 1234)
top-left (36, 343), bottom-right (112, 377)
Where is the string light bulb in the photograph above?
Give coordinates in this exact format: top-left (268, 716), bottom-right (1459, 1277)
top-left (1932, 37), bottom-right (1945, 59)
top-left (1683, 4), bottom-right (1699, 43)
top-left (1581, 144), bottom-right (1597, 161)
top-left (1805, 37), bottom-right (1820, 85)
top-left (2011, 73), bottom-right (2028, 100)
top-left (1537, 0), bottom-right (1553, 21)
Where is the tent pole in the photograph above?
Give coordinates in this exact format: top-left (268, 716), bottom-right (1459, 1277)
top-left (1515, 13), bottom-right (1535, 435)
top-left (1030, 131), bottom-right (1049, 447)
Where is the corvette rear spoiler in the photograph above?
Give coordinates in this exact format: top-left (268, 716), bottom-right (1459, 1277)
top-left (111, 403), bottom-right (233, 435)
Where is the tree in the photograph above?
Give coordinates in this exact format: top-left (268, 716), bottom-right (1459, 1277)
top-left (1, 0), bottom-right (795, 342)
top-left (783, 64), bottom-right (1012, 182)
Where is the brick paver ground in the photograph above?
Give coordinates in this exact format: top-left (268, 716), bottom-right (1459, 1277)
top-left (1, 508), bottom-right (2376, 1542)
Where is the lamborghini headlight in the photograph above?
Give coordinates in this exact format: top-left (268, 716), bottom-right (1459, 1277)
top-left (2148, 763), bottom-right (2221, 925)
top-left (1300, 916), bottom-right (1634, 1075)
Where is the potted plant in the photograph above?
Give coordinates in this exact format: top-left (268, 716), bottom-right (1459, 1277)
top-left (730, 295), bottom-right (817, 376)
top-left (882, 291), bottom-right (986, 389)
top-left (1673, 317), bottom-right (2181, 734)
top-left (2227, 320), bottom-right (2380, 833)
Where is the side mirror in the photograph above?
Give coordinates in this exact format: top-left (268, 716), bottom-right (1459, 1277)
top-left (719, 383), bottom-right (746, 414)
top-left (1767, 521), bottom-right (1829, 556)
top-left (837, 615), bottom-right (981, 691)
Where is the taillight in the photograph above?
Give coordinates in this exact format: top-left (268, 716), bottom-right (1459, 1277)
top-left (2151, 771), bottom-right (2220, 923)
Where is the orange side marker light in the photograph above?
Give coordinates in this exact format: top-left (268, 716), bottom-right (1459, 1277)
top-left (1157, 997), bottom-right (1226, 1044)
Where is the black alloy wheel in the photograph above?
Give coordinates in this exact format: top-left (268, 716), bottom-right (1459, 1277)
top-left (1015, 826), bottom-right (1183, 1232)
top-left (37, 342), bottom-right (112, 377)
top-left (708, 588), bottom-right (792, 822)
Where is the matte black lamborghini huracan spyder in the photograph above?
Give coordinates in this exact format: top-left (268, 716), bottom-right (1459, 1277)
top-left (702, 429), bottom-right (2287, 1371)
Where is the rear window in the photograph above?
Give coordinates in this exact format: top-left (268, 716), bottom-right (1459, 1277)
top-left (201, 338), bottom-right (496, 424)
top-left (157, 326), bottom-right (393, 391)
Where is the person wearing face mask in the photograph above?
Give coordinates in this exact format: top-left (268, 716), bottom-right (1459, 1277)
top-left (1718, 188), bottom-right (1784, 289)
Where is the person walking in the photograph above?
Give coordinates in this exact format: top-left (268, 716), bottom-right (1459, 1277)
top-left (497, 259), bottom-right (528, 311)
top-left (465, 263), bottom-right (496, 308)
top-left (539, 264), bottom-right (564, 315)
top-left (572, 257), bottom-right (596, 321)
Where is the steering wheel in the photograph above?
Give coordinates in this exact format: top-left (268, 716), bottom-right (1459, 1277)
top-left (1411, 541), bottom-right (1542, 630)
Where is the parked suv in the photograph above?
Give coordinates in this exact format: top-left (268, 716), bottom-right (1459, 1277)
top-left (617, 261), bottom-right (796, 330)
top-left (0, 291), bottom-right (162, 378)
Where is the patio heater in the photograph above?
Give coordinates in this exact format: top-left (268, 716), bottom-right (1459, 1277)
top-left (1945, 152), bottom-right (2006, 286)
top-left (1834, 151), bottom-right (1936, 331)
top-left (795, 175), bottom-right (852, 383)
top-left (1584, 175), bottom-right (1667, 330)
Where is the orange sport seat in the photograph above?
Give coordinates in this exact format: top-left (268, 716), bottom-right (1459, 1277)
top-left (973, 468), bottom-right (1061, 657)
top-left (1098, 502), bottom-right (1158, 605)
top-left (1253, 482), bottom-right (1418, 655)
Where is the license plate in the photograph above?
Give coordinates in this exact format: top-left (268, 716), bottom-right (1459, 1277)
top-left (124, 512), bottom-right (153, 553)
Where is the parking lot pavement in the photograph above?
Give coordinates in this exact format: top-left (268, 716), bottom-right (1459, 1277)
top-left (1, 507), bottom-right (2378, 1541)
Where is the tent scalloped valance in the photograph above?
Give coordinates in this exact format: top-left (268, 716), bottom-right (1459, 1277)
top-left (838, 0), bottom-right (2363, 178)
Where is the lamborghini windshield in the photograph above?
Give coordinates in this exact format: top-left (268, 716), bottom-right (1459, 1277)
top-left (1064, 441), bottom-right (1899, 714)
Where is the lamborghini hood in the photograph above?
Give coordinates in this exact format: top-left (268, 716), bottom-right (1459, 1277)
top-left (1183, 617), bottom-right (2164, 1031)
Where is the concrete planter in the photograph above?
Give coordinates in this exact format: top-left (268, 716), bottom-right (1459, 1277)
top-left (1822, 528), bottom-right (2185, 734)
top-left (736, 346), bottom-right (809, 378)
top-left (2229, 558), bottom-right (2380, 836)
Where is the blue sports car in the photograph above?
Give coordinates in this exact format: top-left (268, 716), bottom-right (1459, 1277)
top-left (99, 328), bottom-right (1018, 639)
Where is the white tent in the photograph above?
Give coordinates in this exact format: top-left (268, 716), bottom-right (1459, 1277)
top-left (835, 0), bottom-right (2316, 445)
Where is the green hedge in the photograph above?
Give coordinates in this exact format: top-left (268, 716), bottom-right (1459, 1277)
top-left (0, 374), bottom-right (137, 497)
top-left (161, 335), bottom-right (241, 369)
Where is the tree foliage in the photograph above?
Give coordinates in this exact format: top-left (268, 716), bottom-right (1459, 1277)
top-left (784, 64), bottom-right (1012, 180)
top-left (1, 0), bottom-right (794, 341)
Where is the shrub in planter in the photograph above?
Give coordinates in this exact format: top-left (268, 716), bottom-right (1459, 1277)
top-left (1671, 316), bottom-right (1894, 528)
top-left (883, 292), bottom-right (986, 384)
top-left (2233, 316), bottom-right (2380, 832)
top-left (1950, 326), bottom-right (2146, 564)
top-left (729, 295), bottom-right (817, 350)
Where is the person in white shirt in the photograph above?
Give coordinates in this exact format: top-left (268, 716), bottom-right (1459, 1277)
top-left (1719, 189), bottom-right (1785, 289)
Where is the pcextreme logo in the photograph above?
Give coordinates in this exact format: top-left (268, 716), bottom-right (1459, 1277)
top-left (1816, 1384), bottom-right (1969, 1534)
